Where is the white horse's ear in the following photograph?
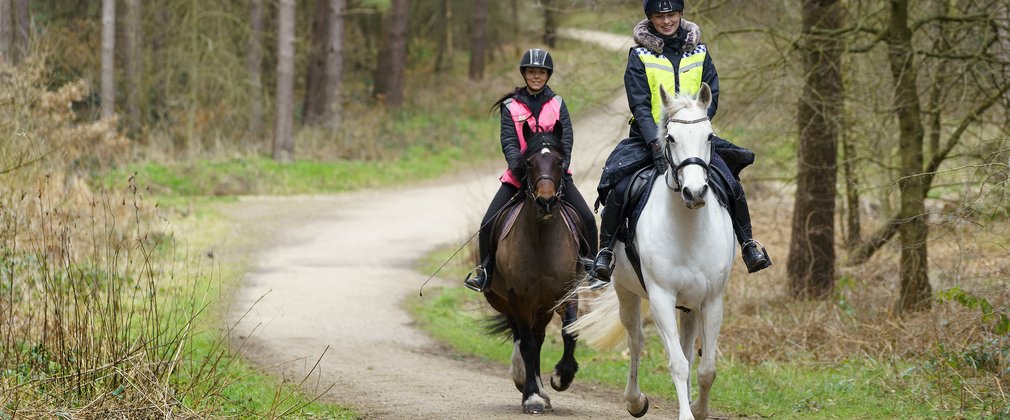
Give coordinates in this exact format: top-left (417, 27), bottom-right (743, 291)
top-left (697, 83), bottom-right (712, 110)
top-left (659, 85), bottom-right (674, 111)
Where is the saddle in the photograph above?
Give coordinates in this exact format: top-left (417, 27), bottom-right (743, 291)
top-left (616, 165), bottom-right (733, 289)
top-left (493, 197), bottom-right (593, 261)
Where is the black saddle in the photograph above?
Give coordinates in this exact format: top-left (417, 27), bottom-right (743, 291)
top-left (616, 165), bottom-right (733, 289)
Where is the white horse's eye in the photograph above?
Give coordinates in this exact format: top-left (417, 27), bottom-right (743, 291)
top-left (541, 147), bottom-right (550, 155)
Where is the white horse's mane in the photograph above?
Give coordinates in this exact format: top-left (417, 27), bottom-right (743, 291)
top-left (663, 92), bottom-right (705, 120)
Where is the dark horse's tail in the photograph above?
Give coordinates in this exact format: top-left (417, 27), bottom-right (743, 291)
top-left (482, 314), bottom-right (514, 342)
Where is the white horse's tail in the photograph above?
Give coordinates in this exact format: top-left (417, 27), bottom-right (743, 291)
top-left (566, 288), bottom-right (650, 351)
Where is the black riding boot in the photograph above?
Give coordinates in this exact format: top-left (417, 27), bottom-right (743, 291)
top-left (465, 184), bottom-right (517, 292)
top-left (464, 255), bottom-right (493, 292)
top-left (465, 218), bottom-right (496, 292)
top-left (730, 186), bottom-right (772, 273)
top-left (588, 192), bottom-right (624, 290)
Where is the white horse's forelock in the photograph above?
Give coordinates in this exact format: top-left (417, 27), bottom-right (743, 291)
top-left (658, 92), bottom-right (707, 140)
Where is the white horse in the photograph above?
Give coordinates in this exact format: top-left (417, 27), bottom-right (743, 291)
top-left (568, 83), bottom-right (735, 420)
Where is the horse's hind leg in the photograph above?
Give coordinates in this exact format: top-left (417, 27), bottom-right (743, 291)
top-left (616, 284), bottom-right (649, 418)
top-left (510, 338), bottom-right (524, 392)
top-left (551, 300), bottom-right (579, 392)
top-left (691, 297), bottom-right (724, 420)
top-left (649, 290), bottom-right (695, 420)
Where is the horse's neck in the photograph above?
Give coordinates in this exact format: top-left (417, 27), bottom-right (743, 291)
top-left (519, 198), bottom-right (566, 238)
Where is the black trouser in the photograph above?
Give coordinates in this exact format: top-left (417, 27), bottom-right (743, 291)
top-left (598, 153), bottom-right (755, 250)
top-left (478, 177), bottom-right (598, 271)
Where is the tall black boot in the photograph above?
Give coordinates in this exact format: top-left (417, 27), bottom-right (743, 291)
top-left (729, 186), bottom-right (771, 273)
top-left (588, 193), bottom-right (624, 290)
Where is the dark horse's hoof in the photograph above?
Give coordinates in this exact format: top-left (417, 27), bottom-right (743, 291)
top-left (550, 366), bottom-right (576, 392)
top-left (629, 396), bottom-right (650, 418)
top-left (523, 395), bottom-right (547, 414)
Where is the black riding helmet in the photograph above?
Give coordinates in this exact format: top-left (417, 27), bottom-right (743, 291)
top-left (644, 0), bottom-right (684, 14)
top-left (519, 48), bottom-right (553, 79)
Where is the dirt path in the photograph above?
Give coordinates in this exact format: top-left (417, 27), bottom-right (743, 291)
top-left (222, 31), bottom-right (670, 419)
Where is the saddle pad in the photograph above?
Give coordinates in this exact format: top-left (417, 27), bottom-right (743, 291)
top-left (496, 200), bottom-right (586, 256)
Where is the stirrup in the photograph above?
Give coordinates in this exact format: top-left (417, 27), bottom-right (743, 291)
top-left (463, 266), bottom-right (487, 292)
top-left (742, 240), bottom-right (772, 273)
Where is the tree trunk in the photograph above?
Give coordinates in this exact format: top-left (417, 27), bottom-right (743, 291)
top-left (0, 0), bottom-right (10, 63)
top-left (301, 0), bottom-right (345, 127)
top-left (247, 0), bottom-right (264, 139)
top-left (373, 0), bottom-right (409, 106)
top-left (434, 0), bottom-right (452, 73)
top-left (787, 0), bottom-right (842, 300)
top-left (100, 0), bottom-right (116, 120)
top-left (542, 0), bottom-right (556, 48)
top-left (468, 0), bottom-right (488, 81)
top-left (841, 133), bottom-right (862, 249)
top-left (886, 0), bottom-right (931, 313)
top-left (302, 0), bottom-right (329, 125)
top-left (321, 0), bottom-right (345, 130)
top-left (13, 0), bottom-right (27, 62)
top-left (123, 0), bottom-right (142, 134)
top-left (274, 0), bottom-right (295, 162)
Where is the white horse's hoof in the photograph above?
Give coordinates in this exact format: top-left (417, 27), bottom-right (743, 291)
top-left (523, 394), bottom-right (547, 414)
top-left (628, 394), bottom-right (650, 418)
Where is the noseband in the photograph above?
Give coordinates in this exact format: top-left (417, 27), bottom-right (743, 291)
top-left (664, 116), bottom-right (711, 192)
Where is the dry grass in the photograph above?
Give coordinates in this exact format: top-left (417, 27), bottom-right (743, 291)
top-left (0, 56), bottom-right (335, 418)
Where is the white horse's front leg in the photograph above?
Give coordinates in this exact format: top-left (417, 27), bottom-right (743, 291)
top-left (692, 297), bottom-right (724, 420)
top-left (616, 284), bottom-right (649, 417)
top-left (650, 291), bottom-right (695, 420)
top-left (679, 307), bottom-right (699, 399)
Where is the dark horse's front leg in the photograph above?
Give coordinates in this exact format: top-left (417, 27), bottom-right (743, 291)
top-left (551, 300), bottom-right (579, 391)
top-left (517, 323), bottom-right (549, 414)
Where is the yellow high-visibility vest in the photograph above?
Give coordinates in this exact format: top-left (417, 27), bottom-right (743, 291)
top-left (634, 44), bottom-right (707, 126)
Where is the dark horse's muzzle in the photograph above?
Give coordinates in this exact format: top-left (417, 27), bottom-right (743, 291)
top-left (531, 174), bottom-right (561, 218)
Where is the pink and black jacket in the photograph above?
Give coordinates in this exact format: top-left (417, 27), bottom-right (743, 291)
top-left (499, 86), bottom-right (574, 188)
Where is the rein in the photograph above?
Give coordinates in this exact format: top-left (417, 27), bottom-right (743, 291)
top-left (664, 116), bottom-right (711, 192)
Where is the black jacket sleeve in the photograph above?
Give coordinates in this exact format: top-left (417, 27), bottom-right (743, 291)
top-left (702, 46), bottom-right (720, 120)
top-left (624, 48), bottom-right (659, 144)
top-left (500, 104), bottom-right (523, 173)
top-left (558, 99), bottom-right (574, 170)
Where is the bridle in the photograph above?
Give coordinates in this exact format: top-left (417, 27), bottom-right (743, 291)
top-left (526, 146), bottom-right (565, 204)
top-left (663, 116), bottom-right (711, 192)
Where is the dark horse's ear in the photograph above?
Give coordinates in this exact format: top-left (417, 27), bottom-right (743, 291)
top-left (522, 121), bottom-right (534, 143)
top-left (552, 123), bottom-right (563, 144)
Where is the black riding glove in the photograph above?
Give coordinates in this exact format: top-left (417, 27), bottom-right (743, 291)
top-left (649, 139), bottom-right (667, 173)
top-left (509, 162), bottom-right (526, 180)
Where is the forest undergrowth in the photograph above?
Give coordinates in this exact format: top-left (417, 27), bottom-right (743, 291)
top-left (0, 56), bottom-right (349, 417)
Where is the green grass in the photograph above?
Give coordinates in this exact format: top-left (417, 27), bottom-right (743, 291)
top-left (101, 147), bottom-right (464, 198)
top-left (411, 275), bottom-right (992, 419)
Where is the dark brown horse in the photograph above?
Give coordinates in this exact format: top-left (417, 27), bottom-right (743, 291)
top-left (484, 122), bottom-right (584, 414)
